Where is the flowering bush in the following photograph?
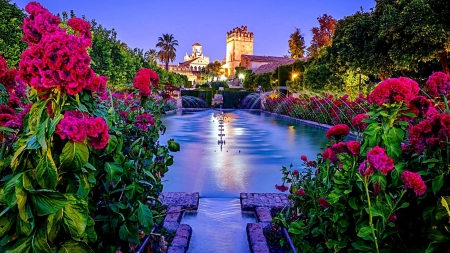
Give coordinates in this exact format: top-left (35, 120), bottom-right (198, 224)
top-left (274, 75), bottom-right (450, 252)
top-left (0, 3), bottom-right (179, 252)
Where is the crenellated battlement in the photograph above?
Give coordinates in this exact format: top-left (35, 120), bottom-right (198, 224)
top-left (226, 25), bottom-right (254, 39)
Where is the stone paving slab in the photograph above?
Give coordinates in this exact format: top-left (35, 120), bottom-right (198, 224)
top-left (240, 193), bottom-right (290, 211)
top-left (167, 224), bottom-right (192, 253)
top-left (247, 223), bottom-right (270, 253)
top-left (159, 192), bottom-right (199, 211)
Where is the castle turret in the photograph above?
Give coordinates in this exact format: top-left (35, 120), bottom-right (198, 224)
top-left (225, 26), bottom-right (254, 77)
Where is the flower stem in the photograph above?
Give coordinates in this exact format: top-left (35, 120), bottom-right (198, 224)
top-left (364, 177), bottom-right (380, 253)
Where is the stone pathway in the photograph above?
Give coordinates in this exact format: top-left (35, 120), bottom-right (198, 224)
top-left (241, 193), bottom-right (290, 253)
top-left (159, 192), bottom-right (199, 253)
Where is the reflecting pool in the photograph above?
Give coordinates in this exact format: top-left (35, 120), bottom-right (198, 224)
top-left (159, 109), bottom-right (329, 252)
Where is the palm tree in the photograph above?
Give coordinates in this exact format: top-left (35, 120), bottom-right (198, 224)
top-left (144, 49), bottom-right (158, 63)
top-left (156, 34), bottom-right (178, 70)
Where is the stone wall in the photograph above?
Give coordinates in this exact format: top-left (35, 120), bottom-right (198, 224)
top-left (225, 26), bottom-right (254, 77)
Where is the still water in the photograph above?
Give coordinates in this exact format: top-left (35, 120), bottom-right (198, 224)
top-left (160, 110), bottom-right (328, 252)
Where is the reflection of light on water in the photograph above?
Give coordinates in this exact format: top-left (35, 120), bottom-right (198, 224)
top-left (210, 112), bottom-right (247, 192)
top-left (288, 125), bottom-right (295, 144)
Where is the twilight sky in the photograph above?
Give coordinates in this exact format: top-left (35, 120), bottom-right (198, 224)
top-left (13, 0), bottom-right (375, 64)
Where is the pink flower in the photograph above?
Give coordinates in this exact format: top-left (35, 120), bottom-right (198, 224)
top-left (135, 113), bottom-right (155, 131)
top-left (67, 17), bottom-right (92, 46)
top-left (425, 72), bottom-right (450, 97)
top-left (292, 170), bottom-right (299, 176)
top-left (409, 114), bottom-right (450, 153)
top-left (85, 74), bottom-right (108, 93)
top-left (346, 140), bottom-right (361, 156)
top-left (408, 96), bottom-right (438, 119)
top-left (318, 197), bottom-right (331, 208)
top-left (275, 184), bottom-right (289, 192)
top-left (351, 114), bottom-right (370, 131)
top-left (368, 77), bottom-right (419, 106)
top-left (366, 146), bottom-right (394, 175)
top-left (0, 56), bottom-right (7, 76)
top-left (325, 124), bottom-right (350, 140)
top-left (296, 188), bottom-right (305, 196)
top-left (388, 214), bottom-right (397, 223)
top-left (0, 69), bottom-right (19, 93)
top-left (322, 148), bottom-right (337, 163)
top-left (401, 171), bottom-right (427, 196)
top-left (7, 92), bottom-right (21, 109)
top-left (306, 161), bottom-right (317, 168)
top-left (133, 68), bottom-right (160, 96)
top-left (359, 160), bottom-right (375, 177)
top-left (301, 155), bottom-right (307, 162)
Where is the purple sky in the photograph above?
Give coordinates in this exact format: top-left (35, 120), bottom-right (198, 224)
top-left (13, 0), bottom-right (375, 64)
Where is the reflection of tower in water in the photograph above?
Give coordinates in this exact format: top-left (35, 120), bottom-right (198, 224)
top-left (217, 112), bottom-right (226, 151)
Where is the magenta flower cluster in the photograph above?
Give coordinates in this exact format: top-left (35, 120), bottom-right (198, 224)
top-left (401, 171), bottom-right (427, 196)
top-left (368, 77), bottom-right (419, 106)
top-left (135, 113), bottom-right (155, 132)
top-left (133, 68), bottom-right (160, 96)
top-left (56, 110), bottom-right (109, 149)
top-left (325, 124), bottom-right (350, 139)
top-left (425, 71), bottom-right (450, 97)
top-left (19, 2), bottom-right (107, 96)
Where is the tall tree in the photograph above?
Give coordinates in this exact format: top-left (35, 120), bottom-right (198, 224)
top-left (0, 0), bottom-right (27, 67)
top-left (156, 34), bottom-right (178, 71)
top-left (205, 60), bottom-right (223, 80)
top-left (144, 49), bottom-right (157, 64)
top-left (307, 14), bottom-right (337, 56)
top-left (288, 28), bottom-right (306, 58)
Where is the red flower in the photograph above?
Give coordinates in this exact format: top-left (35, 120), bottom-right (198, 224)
top-left (318, 197), bottom-right (331, 208)
top-left (296, 188), bottom-right (305, 196)
top-left (67, 17), bottom-right (92, 46)
top-left (0, 56), bottom-right (7, 76)
top-left (306, 161), bottom-right (317, 168)
top-left (409, 114), bottom-right (450, 153)
top-left (351, 113), bottom-right (369, 131)
top-left (408, 96), bottom-right (438, 119)
top-left (322, 147), bottom-right (337, 163)
top-left (359, 160), bottom-right (375, 177)
top-left (346, 140), bottom-right (361, 156)
top-left (388, 214), bottom-right (397, 223)
top-left (325, 124), bottom-right (350, 140)
top-left (133, 68), bottom-right (160, 96)
top-left (85, 74), bottom-right (108, 93)
top-left (401, 171), bottom-right (427, 196)
top-left (366, 146), bottom-right (394, 175)
top-left (301, 155), bottom-right (307, 162)
top-left (368, 77), bottom-right (419, 106)
top-left (135, 113), bottom-right (155, 131)
top-left (275, 184), bottom-right (289, 192)
top-left (293, 170), bottom-right (299, 176)
top-left (425, 72), bottom-right (450, 97)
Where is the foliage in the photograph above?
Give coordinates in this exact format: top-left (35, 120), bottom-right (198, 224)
top-left (204, 61), bottom-right (224, 81)
top-left (0, 0), bottom-right (27, 68)
top-left (0, 3), bottom-right (179, 252)
top-left (156, 34), bottom-right (178, 71)
top-left (180, 90), bottom-right (212, 107)
top-left (307, 14), bottom-right (337, 56)
top-left (288, 28), bottom-right (306, 58)
top-left (222, 91), bottom-right (255, 109)
top-left (274, 74), bottom-right (450, 252)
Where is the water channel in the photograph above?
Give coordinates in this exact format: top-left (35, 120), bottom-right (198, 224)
top-left (160, 109), bottom-right (329, 252)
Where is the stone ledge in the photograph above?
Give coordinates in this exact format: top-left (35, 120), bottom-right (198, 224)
top-left (246, 223), bottom-right (270, 253)
top-left (167, 224), bottom-right (192, 253)
top-left (240, 193), bottom-right (290, 211)
top-left (159, 192), bottom-right (199, 211)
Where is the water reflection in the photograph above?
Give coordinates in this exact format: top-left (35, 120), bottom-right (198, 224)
top-left (160, 109), bottom-right (329, 197)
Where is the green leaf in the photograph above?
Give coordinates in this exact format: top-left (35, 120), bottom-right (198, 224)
top-left (36, 119), bottom-right (49, 150)
top-left (32, 224), bottom-right (52, 253)
top-left (137, 201), bottom-right (154, 233)
top-left (4, 173), bottom-right (21, 207)
top-left (63, 194), bottom-right (88, 240)
top-left (436, 196), bottom-right (450, 221)
top-left (104, 162), bottom-right (123, 188)
top-left (16, 180), bottom-right (29, 222)
top-left (427, 229), bottom-right (449, 243)
top-left (5, 237), bottom-right (32, 253)
top-left (125, 182), bottom-right (144, 201)
top-left (105, 135), bottom-right (118, 155)
top-left (351, 240), bottom-right (373, 251)
top-left (36, 149), bottom-right (58, 190)
top-left (119, 223), bottom-right (140, 244)
top-left (10, 145), bottom-right (26, 168)
top-left (357, 226), bottom-right (372, 240)
top-left (384, 127), bottom-right (404, 160)
top-left (326, 191), bottom-right (340, 204)
top-left (58, 240), bottom-right (93, 253)
top-left (0, 214), bottom-right (15, 238)
top-left (432, 174), bottom-right (444, 194)
top-left (48, 114), bottom-right (63, 136)
top-left (60, 141), bottom-right (89, 171)
top-left (47, 208), bottom-right (63, 243)
top-left (168, 139), bottom-right (180, 152)
top-left (349, 197), bottom-right (359, 210)
top-left (30, 190), bottom-right (70, 216)
top-left (76, 174), bottom-right (91, 198)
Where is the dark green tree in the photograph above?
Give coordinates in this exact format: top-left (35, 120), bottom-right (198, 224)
top-left (288, 28), bottom-right (306, 58)
top-left (156, 34), bottom-right (178, 71)
top-left (0, 0), bottom-right (27, 67)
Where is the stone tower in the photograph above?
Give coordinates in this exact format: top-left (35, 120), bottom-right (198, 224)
top-left (225, 26), bottom-right (254, 77)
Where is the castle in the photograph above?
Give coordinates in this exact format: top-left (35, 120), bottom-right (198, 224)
top-left (223, 26), bottom-right (254, 77)
top-left (159, 42), bottom-right (210, 84)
